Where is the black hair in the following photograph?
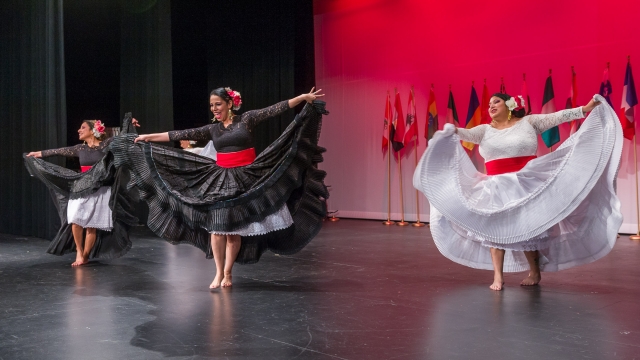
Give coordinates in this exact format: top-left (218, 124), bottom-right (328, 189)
top-left (210, 87), bottom-right (233, 104)
top-left (491, 93), bottom-right (526, 118)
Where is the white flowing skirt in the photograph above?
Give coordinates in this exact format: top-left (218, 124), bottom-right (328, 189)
top-left (413, 95), bottom-right (623, 272)
top-left (67, 186), bottom-right (113, 231)
top-left (209, 204), bottom-right (294, 236)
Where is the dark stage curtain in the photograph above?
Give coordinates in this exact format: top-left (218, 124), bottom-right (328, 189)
top-left (0, 0), bottom-right (67, 239)
top-left (170, 0), bottom-right (316, 154)
top-left (64, 0), bottom-right (121, 143)
top-left (120, 0), bottom-right (174, 135)
top-left (206, 0), bottom-right (316, 154)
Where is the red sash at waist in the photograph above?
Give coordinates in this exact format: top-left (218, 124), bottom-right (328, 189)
top-left (80, 166), bottom-right (92, 173)
top-left (485, 156), bottom-right (536, 175)
top-left (217, 148), bottom-right (256, 168)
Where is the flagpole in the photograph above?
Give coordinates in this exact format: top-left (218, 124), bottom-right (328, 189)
top-left (628, 55), bottom-right (640, 240)
top-left (548, 69), bottom-right (555, 153)
top-left (383, 91), bottom-right (395, 226)
top-left (631, 136), bottom-right (640, 240)
top-left (411, 85), bottom-right (426, 227)
top-left (395, 88), bottom-right (409, 226)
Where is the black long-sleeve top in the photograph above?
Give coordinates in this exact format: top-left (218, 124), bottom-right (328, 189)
top-left (41, 138), bottom-right (113, 166)
top-left (168, 101), bottom-right (290, 153)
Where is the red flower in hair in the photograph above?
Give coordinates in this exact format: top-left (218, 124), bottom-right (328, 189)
top-left (225, 87), bottom-right (243, 110)
top-left (93, 120), bottom-right (106, 137)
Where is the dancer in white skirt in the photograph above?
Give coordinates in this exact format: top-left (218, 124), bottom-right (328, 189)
top-left (413, 93), bottom-right (622, 290)
top-left (26, 117), bottom-right (139, 266)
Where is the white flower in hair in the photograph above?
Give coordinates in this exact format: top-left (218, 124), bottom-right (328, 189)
top-left (505, 97), bottom-right (517, 111)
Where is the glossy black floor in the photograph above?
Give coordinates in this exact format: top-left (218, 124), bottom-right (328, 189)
top-left (1, 219), bottom-right (640, 359)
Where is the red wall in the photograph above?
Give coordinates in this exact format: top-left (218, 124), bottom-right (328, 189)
top-left (315, 0), bottom-right (639, 111)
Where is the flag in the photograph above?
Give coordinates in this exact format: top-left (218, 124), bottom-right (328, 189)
top-left (540, 74), bottom-right (560, 148)
top-left (521, 75), bottom-right (532, 115)
top-left (403, 89), bottom-right (418, 146)
top-left (382, 93), bottom-right (391, 152)
top-left (425, 87), bottom-right (438, 141)
top-left (462, 85), bottom-right (481, 150)
top-left (567, 67), bottom-right (581, 135)
top-left (619, 60), bottom-right (638, 140)
top-left (480, 81), bottom-right (491, 124)
top-left (500, 78), bottom-right (506, 93)
top-left (390, 91), bottom-right (405, 151)
top-left (446, 90), bottom-right (459, 127)
top-left (599, 65), bottom-right (613, 108)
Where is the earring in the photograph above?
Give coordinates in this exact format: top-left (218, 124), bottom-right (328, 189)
top-left (228, 109), bottom-right (233, 119)
top-left (508, 111), bottom-right (512, 121)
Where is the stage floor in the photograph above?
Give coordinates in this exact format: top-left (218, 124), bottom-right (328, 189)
top-left (1, 219), bottom-right (639, 359)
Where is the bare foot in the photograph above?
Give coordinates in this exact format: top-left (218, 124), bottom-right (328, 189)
top-left (489, 274), bottom-right (504, 291)
top-left (221, 273), bottom-right (232, 287)
top-left (209, 274), bottom-right (223, 289)
top-left (71, 259), bottom-right (89, 266)
top-left (520, 272), bottom-right (541, 286)
top-left (489, 280), bottom-right (505, 291)
top-left (71, 256), bottom-right (88, 267)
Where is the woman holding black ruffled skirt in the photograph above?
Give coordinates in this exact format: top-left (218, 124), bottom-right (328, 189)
top-left (111, 87), bottom-right (329, 288)
top-left (24, 114), bottom-right (140, 266)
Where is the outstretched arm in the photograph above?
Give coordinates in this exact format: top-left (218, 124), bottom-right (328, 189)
top-left (26, 144), bottom-right (82, 158)
top-left (135, 132), bottom-right (171, 143)
top-left (242, 88), bottom-right (325, 129)
top-left (527, 98), bottom-right (600, 134)
top-left (136, 123), bottom-right (216, 143)
top-left (455, 124), bottom-right (488, 144)
top-left (288, 87), bottom-right (324, 108)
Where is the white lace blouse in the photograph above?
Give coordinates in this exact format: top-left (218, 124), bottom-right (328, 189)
top-left (456, 107), bottom-right (585, 162)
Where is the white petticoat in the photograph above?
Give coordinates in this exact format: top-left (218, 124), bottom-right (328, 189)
top-left (67, 186), bottom-right (113, 231)
top-left (209, 204), bottom-right (293, 236)
top-left (195, 141), bottom-right (292, 236)
top-left (414, 95), bottom-right (623, 272)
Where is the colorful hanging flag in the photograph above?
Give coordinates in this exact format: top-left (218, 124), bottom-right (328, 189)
top-left (541, 73), bottom-right (560, 148)
top-left (390, 91), bottom-right (405, 151)
top-left (462, 84), bottom-right (481, 150)
top-left (620, 60), bottom-right (638, 140)
top-left (446, 89), bottom-right (459, 127)
top-left (599, 65), bottom-right (613, 108)
top-left (382, 93), bottom-right (391, 152)
top-left (403, 89), bottom-right (418, 146)
top-left (480, 81), bottom-right (491, 124)
top-left (522, 74), bottom-right (532, 115)
top-left (425, 87), bottom-right (438, 140)
top-left (567, 67), bottom-right (581, 135)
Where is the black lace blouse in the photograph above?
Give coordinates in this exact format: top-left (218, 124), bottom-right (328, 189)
top-left (41, 138), bottom-right (113, 166)
top-left (168, 101), bottom-right (290, 153)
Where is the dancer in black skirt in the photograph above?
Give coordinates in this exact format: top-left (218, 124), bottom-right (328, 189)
top-left (112, 87), bottom-right (329, 288)
top-left (24, 114), bottom-right (140, 266)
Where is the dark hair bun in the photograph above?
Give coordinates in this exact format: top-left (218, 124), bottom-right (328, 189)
top-left (511, 108), bottom-right (526, 118)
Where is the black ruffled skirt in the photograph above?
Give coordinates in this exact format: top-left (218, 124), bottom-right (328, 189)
top-left (110, 101), bottom-right (329, 264)
top-left (23, 152), bottom-right (138, 259)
